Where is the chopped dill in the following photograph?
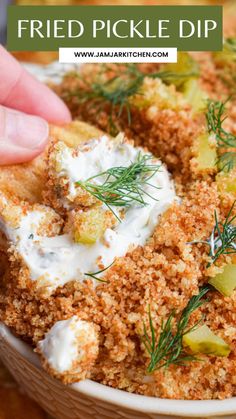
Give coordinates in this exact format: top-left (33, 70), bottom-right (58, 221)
top-left (76, 153), bottom-right (161, 221)
top-left (84, 261), bottom-right (114, 282)
top-left (189, 201), bottom-right (236, 266)
top-left (142, 287), bottom-right (209, 372)
top-left (206, 99), bottom-right (236, 172)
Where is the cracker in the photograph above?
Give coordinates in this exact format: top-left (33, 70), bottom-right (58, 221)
top-left (0, 121), bottom-right (104, 204)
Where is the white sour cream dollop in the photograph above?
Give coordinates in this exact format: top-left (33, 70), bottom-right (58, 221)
top-left (37, 316), bottom-right (98, 379)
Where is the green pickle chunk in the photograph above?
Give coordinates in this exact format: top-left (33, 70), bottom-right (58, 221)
top-left (181, 79), bottom-right (206, 112)
top-left (195, 133), bottom-right (217, 170)
top-left (209, 264), bottom-right (236, 297)
top-left (216, 170), bottom-right (236, 194)
top-left (163, 52), bottom-right (199, 87)
top-left (73, 208), bottom-right (107, 245)
top-left (163, 53), bottom-right (207, 112)
top-left (183, 324), bottom-right (231, 357)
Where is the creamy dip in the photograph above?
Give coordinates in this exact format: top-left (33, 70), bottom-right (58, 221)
top-left (37, 316), bottom-right (98, 374)
top-left (1, 136), bottom-right (176, 294)
top-left (23, 61), bottom-right (79, 84)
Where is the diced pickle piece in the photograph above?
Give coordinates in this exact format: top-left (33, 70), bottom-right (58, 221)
top-left (194, 133), bottom-right (217, 170)
top-left (72, 207), bottom-right (115, 245)
top-left (183, 324), bottom-right (231, 357)
top-left (73, 208), bottom-right (107, 244)
top-left (209, 264), bottom-right (236, 297)
top-left (216, 169), bottom-right (236, 195)
top-left (162, 52), bottom-right (199, 88)
top-left (161, 53), bottom-right (206, 112)
top-left (181, 79), bottom-right (207, 113)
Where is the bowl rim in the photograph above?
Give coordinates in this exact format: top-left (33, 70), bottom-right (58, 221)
top-left (0, 322), bottom-right (236, 418)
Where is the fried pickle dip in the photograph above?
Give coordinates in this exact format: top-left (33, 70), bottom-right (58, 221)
top-left (0, 135), bottom-right (176, 296)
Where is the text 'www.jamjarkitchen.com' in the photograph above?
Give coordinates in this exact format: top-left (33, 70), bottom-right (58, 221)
top-left (59, 47), bottom-right (177, 63)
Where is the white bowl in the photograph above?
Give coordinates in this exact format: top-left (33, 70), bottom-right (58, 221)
top-left (0, 323), bottom-right (235, 419)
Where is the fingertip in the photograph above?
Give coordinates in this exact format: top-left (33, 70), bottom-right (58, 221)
top-left (0, 143), bottom-right (46, 165)
top-left (3, 65), bottom-right (72, 125)
top-left (44, 90), bottom-right (72, 124)
top-left (0, 106), bottom-right (49, 165)
top-left (20, 70), bottom-right (72, 124)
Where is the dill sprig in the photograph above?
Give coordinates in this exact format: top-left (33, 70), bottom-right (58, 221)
top-left (76, 153), bottom-right (160, 221)
top-left (206, 99), bottom-right (236, 172)
top-left (190, 201), bottom-right (236, 266)
top-left (84, 261), bottom-right (114, 282)
top-left (71, 64), bottom-right (198, 134)
top-left (142, 287), bottom-right (209, 372)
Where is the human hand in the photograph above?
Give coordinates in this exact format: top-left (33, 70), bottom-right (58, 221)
top-left (0, 46), bottom-right (71, 165)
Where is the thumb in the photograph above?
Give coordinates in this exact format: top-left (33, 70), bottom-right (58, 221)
top-left (0, 105), bottom-right (48, 165)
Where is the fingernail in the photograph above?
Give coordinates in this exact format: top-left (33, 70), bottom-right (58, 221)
top-left (1, 107), bottom-right (49, 150)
